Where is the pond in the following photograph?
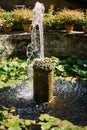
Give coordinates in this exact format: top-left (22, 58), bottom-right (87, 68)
top-left (0, 79), bottom-right (87, 126)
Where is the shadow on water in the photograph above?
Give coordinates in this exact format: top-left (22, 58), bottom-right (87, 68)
top-left (52, 79), bottom-right (87, 126)
top-left (0, 79), bottom-right (87, 126)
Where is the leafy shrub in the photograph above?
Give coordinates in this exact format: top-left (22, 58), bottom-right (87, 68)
top-left (82, 9), bottom-right (87, 27)
top-left (13, 7), bottom-right (33, 23)
top-left (12, 20), bottom-right (23, 31)
top-left (0, 56), bottom-right (87, 88)
top-left (1, 11), bottom-right (14, 27)
top-left (50, 56), bottom-right (87, 80)
top-left (0, 107), bottom-right (86, 130)
top-left (55, 8), bottom-right (84, 26)
top-left (0, 57), bottom-right (28, 87)
top-left (43, 5), bottom-right (55, 27)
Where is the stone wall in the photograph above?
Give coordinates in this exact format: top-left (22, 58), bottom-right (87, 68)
top-left (0, 32), bottom-right (31, 59)
top-left (44, 31), bottom-right (87, 59)
top-left (0, 31), bottom-right (87, 59)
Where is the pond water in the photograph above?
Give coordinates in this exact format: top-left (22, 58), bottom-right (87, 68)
top-left (0, 79), bottom-right (87, 126)
top-left (52, 79), bottom-right (87, 126)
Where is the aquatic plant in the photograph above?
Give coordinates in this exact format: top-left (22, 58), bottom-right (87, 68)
top-left (0, 107), bottom-right (86, 130)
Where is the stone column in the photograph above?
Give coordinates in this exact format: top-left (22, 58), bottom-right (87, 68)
top-left (33, 60), bottom-right (54, 103)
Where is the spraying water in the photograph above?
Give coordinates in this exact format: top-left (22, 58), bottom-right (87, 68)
top-left (26, 2), bottom-right (45, 88)
top-left (27, 2), bottom-right (45, 61)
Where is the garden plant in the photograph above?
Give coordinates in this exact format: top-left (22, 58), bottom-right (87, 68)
top-left (0, 106), bottom-right (87, 130)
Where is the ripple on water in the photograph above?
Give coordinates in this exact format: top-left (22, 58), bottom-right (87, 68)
top-left (0, 79), bottom-right (87, 126)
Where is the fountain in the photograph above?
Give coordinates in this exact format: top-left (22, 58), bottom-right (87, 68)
top-left (0, 2), bottom-right (87, 127)
top-left (27, 2), bottom-right (54, 103)
top-left (27, 2), bottom-right (45, 60)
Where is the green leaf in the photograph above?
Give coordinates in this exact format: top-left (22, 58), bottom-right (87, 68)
top-left (1, 115), bottom-right (21, 127)
top-left (38, 114), bottom-right (61, 130)
top-left (39, 114), bottom-right (53, 121)
top-left (21, 62), bottom-right (27, 68)
top-left (11, 61), bottom-right (19, 66)
top-left (78, 70), bottom-right (87, 77)
top-left (0, 110), bottom-right (8, 118)
top-left (83, 64), bottom-right (87, 67)
top-left (3, 64), bottom-right (9, 71)
top-left (77, 59), bottom-right (84, 65)
top-left (8, 126), bottom-right (22, 130)
top-left (24, 120), bottom-right (36, 126)
top-left (57, 65), bottom-right (64, 72)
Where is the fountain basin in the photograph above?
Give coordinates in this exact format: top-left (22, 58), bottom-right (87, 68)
top-left (0, 79), bottom-right (87, 126)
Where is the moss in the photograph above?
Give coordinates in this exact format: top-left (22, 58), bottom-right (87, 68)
top-left (33, 60), bottom-right (53, 72)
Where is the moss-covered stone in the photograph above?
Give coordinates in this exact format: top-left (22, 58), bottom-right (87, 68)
top-left (33, 60), bottom-right (53, 72)
top-left (33, 60), bottom-right (54, 103)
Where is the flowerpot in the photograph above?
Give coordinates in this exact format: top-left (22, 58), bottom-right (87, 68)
top-left (83, 26), bottom-right (87, 33)
top-left (22, 23), bottom-right (32, 32)
top-left (3, 26), bottom-right (12, 34)
top-left (65, 24), bottom-right (74, 33)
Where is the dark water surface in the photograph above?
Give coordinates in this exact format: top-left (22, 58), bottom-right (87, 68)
top-left (52, 80), bottom-right (87, 126)
top-left (0, 79), bottom-right (87, 126)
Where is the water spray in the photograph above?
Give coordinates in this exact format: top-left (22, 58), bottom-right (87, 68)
top-left (27, 2), bottom-right (45, 61)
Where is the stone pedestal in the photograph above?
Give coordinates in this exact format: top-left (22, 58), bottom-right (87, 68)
top-left (33, 60), bottom-right (54, 103)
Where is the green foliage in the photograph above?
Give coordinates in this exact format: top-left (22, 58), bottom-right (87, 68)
top-left (55, 8), bottom-right (84, 25)
top-left (0, 109), bottom-right (9, 120)
top-left (0, 6), bottom-right (86, 31)
top-left (38, 114), bottom-right (87, 130)
top-left (0, 57), bottom-right (28, 87)
top-left (12, 21), bottom-right (23, 31)
top-left (82, 18), bottom-right (87, 27)
top-left (0, 107), bottom-right (27, 130)
top-left (38, 114), bottom-right (60, 130)
top-left (13, 7), bottom-right (32, 23)
top-left (0, 107), bottom-right (86, 130)
top-left (0, 56), bottom-right (87, 88)
top-left (43, 5), bottom-right (55, 27)
top-left (50, 56), bottom-right (87, 80)
top-left (0, 107), bottom-right (35, 130)
top-left (2, 11), bottom-right (14, 27)
top-left (82, 10), bottom-right (87, 27)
